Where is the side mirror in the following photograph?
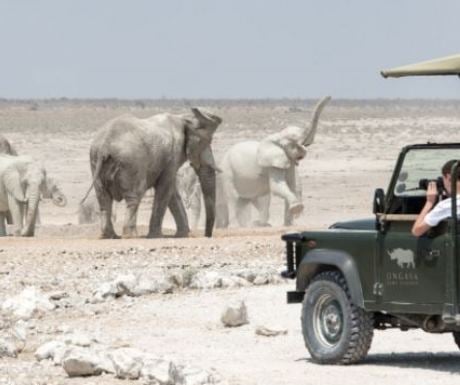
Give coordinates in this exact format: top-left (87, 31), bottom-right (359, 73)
top-left (373, 188), bottom-right (385, 214)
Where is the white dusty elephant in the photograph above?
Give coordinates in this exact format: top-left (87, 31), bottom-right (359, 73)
top-left (0, 134), bottom-right (18, 156)
top-left (176, 162), bottom-right (202, 230)
top-left (0, 134), bottom-right (67, 226)
top-left (86, 108), bottom-right (222, 239)
top-left (217, 96), bottom-right (331, 228)
top-left (0, 155), bottom-right (65, 236)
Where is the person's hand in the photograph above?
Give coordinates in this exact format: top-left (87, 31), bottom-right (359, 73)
top-left (426, 181), bottom-right (438, 204)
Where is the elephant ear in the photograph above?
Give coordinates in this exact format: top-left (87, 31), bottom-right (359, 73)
top-left (257, 140), bottom-right (290, 169)
top-left (3, 167), bottom-right (25, 202)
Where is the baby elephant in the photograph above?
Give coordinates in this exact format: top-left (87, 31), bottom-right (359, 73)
top-left (0, 155), bottom-right (65, 236)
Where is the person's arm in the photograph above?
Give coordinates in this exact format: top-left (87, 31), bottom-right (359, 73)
top-left (412, 182), bottom-right (438, 237)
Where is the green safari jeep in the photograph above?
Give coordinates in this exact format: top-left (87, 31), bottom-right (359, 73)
top-left (283, 53), bottom-right (460, 365)
top-left (282, 143), bottom-right (460, 365)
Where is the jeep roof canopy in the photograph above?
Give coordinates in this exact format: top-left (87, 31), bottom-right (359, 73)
top-left (381, 53), bottom-right (460, 78)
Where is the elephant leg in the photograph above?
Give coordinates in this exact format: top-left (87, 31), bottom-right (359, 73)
top-left (215, 173), bottom-right (228, 229)
top-left (0, 213), bottom-right (6, 237)
top-left (268, 168), bottom-right (304, 216)
top-left (235, 197), bottom-right (252, 227)
top-left (94, 185), bottom-right (119, 239)
top-left (168, 190), bottom-right (190, 237)
top-left (284, 200), bottom-right (294, 226)
top-left (147, 173), bottom-right (175, 238)
top-left (215, 201), bottom-right (229, 228)
top-left (189, 188), bottom-right (201, 230)
top-left (122, 193), bottom-right (141, 238)
top-left (7, 194), bottom-right (23, 236)
top-left (252, 194), bottom-right (271, 227)
top-left (284, 166), bottom-right (301, 226)
top-left (35, 207), bottom-right (41, 226)
top-left (5, 211), bottom-right (12, 225)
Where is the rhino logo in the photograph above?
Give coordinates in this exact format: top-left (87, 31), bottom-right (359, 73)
top-left (387, 248), bottom-right (415, 269)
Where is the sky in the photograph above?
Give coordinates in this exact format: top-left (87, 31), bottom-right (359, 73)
top-left (0, 0), bottom-right (459, 99)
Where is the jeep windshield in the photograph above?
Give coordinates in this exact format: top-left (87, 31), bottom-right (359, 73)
top-left (395, 147), bottom-right (460, 197)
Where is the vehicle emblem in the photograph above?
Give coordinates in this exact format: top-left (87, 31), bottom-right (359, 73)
top-left (387, 248), bottom-right (415, 269)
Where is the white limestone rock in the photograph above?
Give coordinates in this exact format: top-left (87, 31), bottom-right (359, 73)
top-left (12, 320), bottom-right (28, 343)
top-left (255, 325), bottom-right (288, 337)
top-left (108, 347), bottom-right (144, 380)
top-left (220, 276), bottom-right (251, 289)
top-left (92, 273), bottom-right (175, 302)
top-left (63, 332), bottom-right (94, 347)
top-left (0, 336), bottom-right (20, 357)
top-left (114, 274), bottom-right (139, 297)
top-left (1, 287), bottom-right (55, 320)
top-left (134, 275), bottom-right (175, 295)
top-left (175, 365), bottom-right (220, 385)
top-left (35, 340), bottom-right (69, 364)
top-left (252, 274), bottom-right (270, 286)
top-left (141, 357), bottom-right (177, 385)
top-left (189, 271), bottom-right (223, 289)
top-left (220, 300), bottom-right (249, 327)
top-left (235, 269), bottom-right (257, 283)
top-left (62, 347), bottom-right (105, 377)
top-left (92, 281), bottom-right (119, 302)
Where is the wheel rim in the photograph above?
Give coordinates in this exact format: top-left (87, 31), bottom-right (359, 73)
top-left (312, 293), bottom-right (343, 347)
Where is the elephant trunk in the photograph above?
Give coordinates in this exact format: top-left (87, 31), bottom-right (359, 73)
top-left (302, 96), bottom-right (331, 146)
top-left (22, 183), bottom-right (40, 237)
top-left (197, 164), bottom-right (216, 237)
top-left (52, 191), bottom-right (67, 207)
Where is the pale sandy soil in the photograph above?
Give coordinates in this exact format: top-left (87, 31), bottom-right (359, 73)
top-left (1, 99), bottom-right (460, 384)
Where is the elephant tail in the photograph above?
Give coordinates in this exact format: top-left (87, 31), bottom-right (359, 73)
top-left (80, 153), bottom-right (106, 205)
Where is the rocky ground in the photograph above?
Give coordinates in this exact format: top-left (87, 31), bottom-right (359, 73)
top-left (1, 100), bottom-right (460, 384)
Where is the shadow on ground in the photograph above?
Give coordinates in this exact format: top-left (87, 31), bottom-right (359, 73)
top-left (365, 351), bottom-right (460, 373)
top-left (301, 351), bottom-right (460, 374)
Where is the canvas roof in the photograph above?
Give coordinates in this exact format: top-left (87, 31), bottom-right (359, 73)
top-left (381, 54), bottom-right (460, 78)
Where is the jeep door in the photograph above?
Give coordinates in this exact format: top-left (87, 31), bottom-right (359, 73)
top-left (375, 145), bottom-right (460, 312)
top-left (378, 219), bottom-right (448, 312)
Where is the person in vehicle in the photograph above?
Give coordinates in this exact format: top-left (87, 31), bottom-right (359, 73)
top-left (412, 159), bottom-right (460, 237)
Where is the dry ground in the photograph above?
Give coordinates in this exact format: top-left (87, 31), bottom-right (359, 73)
top-left (1, 99), bottom-right (460, 384)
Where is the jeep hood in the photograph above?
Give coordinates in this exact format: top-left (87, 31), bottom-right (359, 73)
top-left (329, 218), bottom-right (376, 230)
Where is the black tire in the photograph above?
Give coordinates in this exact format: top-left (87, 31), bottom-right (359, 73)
top-left (453, 332), bottom-right (460, 349)
top-left (301, 270), bottom-right (374, 364)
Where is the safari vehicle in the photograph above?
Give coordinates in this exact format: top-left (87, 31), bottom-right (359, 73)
top-left (282, 54), bottom-right (460, 365)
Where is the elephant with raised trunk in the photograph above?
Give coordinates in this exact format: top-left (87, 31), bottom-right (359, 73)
top-left (86, 108), bottom-right (222, 239)
top-left (218, 96), bottom-right (331, 227)
top-left (0, 155), bottom-right (65, 236)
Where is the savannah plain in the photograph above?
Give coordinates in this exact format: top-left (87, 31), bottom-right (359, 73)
top-left (1, 99), bottom-right (460, 384)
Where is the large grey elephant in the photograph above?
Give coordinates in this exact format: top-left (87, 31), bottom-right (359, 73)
top-left (86, 108), bottom-right (222, 239)
top-left (0, 155), bottom-right (63, 236)
top-left (218, 96), bottom-right (331, 227)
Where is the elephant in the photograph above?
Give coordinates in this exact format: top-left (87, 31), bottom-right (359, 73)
top-left (0, 134), bottom-right (18, 155)
top-left (85, 107), bottom-right (222, 239)
top-left (176, 162), bottom-right (202, 230)
top-left (0, 155), bottom-right (65, 236)
top-left (0, 134), bottom-right (67, 225)
top-left (217, 96), bottom-right (331, 228)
